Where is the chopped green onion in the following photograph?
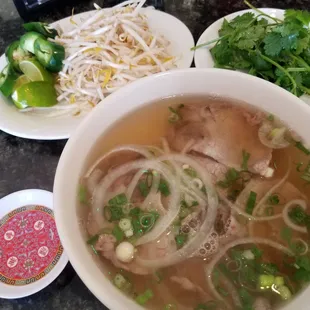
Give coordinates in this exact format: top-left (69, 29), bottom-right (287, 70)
top-left (112, 225), bottom-right (124, 242)
top-left (246, 191), bottom-right (257, 215)
top-left (241, 149), bottom-right (251, 171)
top-left (242, 249), bottom-right (255, 260)
top-left (119, 218), bottom-right (132, 231)
top-left (90, 245), bottom-right (98, 255)
top-left (288, 206), bottom-right (309, 226)
top-left (158, 179), bottom-right (170, 196)
top-left (217, 287), bottom-right (229, 297)
top-left (78, 185), bottom-right (88, 204)
top-left (139, 213), bottom-right (155, 227)
top-left (295, 141), bottom-right (310, 155)
top-left (296, 162), bottom-right (304, 172)
top-left (138, 181), bottom-right (149, 197)
top-left (258, 274), bottom-right (275, 289)
top-left (108, 193), bottom-right (128, 206)
top-left (274, 276), bottom-right (285, 287)
top-left (265, 206), bottom-right (274, 216)
top-left (267, 114), bottom-right (274, 121)
top-left (217, 168), bottom-right (240, 188)
top-left (259, 263), bottom-right (278, 275)
top-left (129, 207), bottom-right (141, 217)
top-left (87, 234), bottom-right (99, 245)
top-left (179, 207), bottom-right (191, 219)
top-left (136, 289), bottom-right (154, 305)
top-left (168, 104), bottom-right (184, 123)
top-left (238, 288), bottom-right (253, 308)
top-left (251, 246), bottom-right (263, 259)
top-left (184, 166), bottom-right (198, 177)
top-left (301, 167), bottom-right (310, 183)
top-left (175, 234), bottom-right (188, 249)
top-left (227, 189), bottom-right (241, 202)
top-left (113, 273), bottom-right (127, 289)
top-left (277, 285), bottom-right (292, 300)
top-left (268, 194), bottom-right (280, 205)
top-left (104, 205), bottom-right (124, 221)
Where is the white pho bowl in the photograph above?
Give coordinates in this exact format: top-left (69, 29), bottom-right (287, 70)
top-left (54, 68), bottom-right (310, 310)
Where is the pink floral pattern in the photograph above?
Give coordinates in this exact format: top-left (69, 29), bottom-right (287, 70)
top-left (0, 205), bottom-right (63, 286)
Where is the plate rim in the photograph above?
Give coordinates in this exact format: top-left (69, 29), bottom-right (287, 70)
top-left (0, 7), bottom-right (194, 140)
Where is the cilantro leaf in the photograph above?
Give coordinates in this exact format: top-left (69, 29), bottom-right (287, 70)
top-left (285, 9), bottom-right (310, 26)
top-left (234, 25), bottom-right (265, 50)
top-left (219, 19), bottom-right (235, 36)
top-left (263, 32), bottom-right (283, 56)
top-left (229, 12), bottom-right (256, 28)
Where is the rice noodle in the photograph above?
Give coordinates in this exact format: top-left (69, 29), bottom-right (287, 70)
top-left (205, 238), bottom-right (293, 307)
top-left (283, 199), bottom-right (308, 233)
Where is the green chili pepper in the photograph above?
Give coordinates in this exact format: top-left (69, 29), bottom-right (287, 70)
top-left (34, 38), bottom-right (65, 72)
top-left (5, 40), bottom-right (31, 72)
top-left (23, 22), bottom-right (58, 39)
top-left (0, 64), bottom-right (19, 97)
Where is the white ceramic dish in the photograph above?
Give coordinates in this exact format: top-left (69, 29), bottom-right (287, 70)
top-left (0, 7), bottom-right (194, 140)
top-left (54, 68), bottom-right (310, 310)
top-left (194, 8), bottom-right (310, 106)
top-left (0, 189), bottom-right (68, 299)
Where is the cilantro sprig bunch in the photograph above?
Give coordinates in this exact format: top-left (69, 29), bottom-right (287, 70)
top-left (193, 1), bottom-right (310, 97)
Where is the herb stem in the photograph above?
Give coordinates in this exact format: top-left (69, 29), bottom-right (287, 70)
top-left (191, 35), bottom-right (227, 51)
top-left (244, 0), bottom-right (283, 23)
top-left (257, 52), bottom-right (297, 95)
top-left (287, 68), bottom-right (310, 72)
top-left (290, 53), bottom-right (310, 69)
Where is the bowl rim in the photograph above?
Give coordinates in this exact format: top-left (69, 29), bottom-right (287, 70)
top-left (54, 68), bottom-right (310, 310)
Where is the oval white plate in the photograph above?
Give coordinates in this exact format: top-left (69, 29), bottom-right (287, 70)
top-left (0, 8), bottom-right (194, 140)
top-left (0, 189), bottom-right (68, 299)
top-left (194, 8), bottom-right (310, 105)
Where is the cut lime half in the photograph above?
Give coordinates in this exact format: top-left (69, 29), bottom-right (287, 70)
top-left (13, 75), bottom-right (31, 92)
top-left (19, 59), bottom-right (53, 83)
top-left (12, 81), bottom-right (57, 109)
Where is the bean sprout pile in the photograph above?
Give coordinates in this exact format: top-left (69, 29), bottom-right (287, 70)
top-left (50, 0), bottom-right (176, 117)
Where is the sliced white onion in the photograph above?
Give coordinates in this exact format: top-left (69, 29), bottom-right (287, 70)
top-left (85, 145), bottom-right (155, 178)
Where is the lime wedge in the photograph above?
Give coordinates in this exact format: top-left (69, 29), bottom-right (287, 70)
top-left (12, 81), bottom-right (57, 109)
top-left (13, 75), bottom-right (31, 92)
top-left (19, 59), bottom-right (53, 83)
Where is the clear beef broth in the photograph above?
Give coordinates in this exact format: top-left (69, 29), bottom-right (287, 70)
top-left (79, 96), bottom-right (310, 310)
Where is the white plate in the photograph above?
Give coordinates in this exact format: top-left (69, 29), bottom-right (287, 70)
top-left (0, 8), bottom-right (194, 140)
top-left (194, 8), bottom-right (310, 105)
top-left (0, 189), bottom-right (68, 299)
